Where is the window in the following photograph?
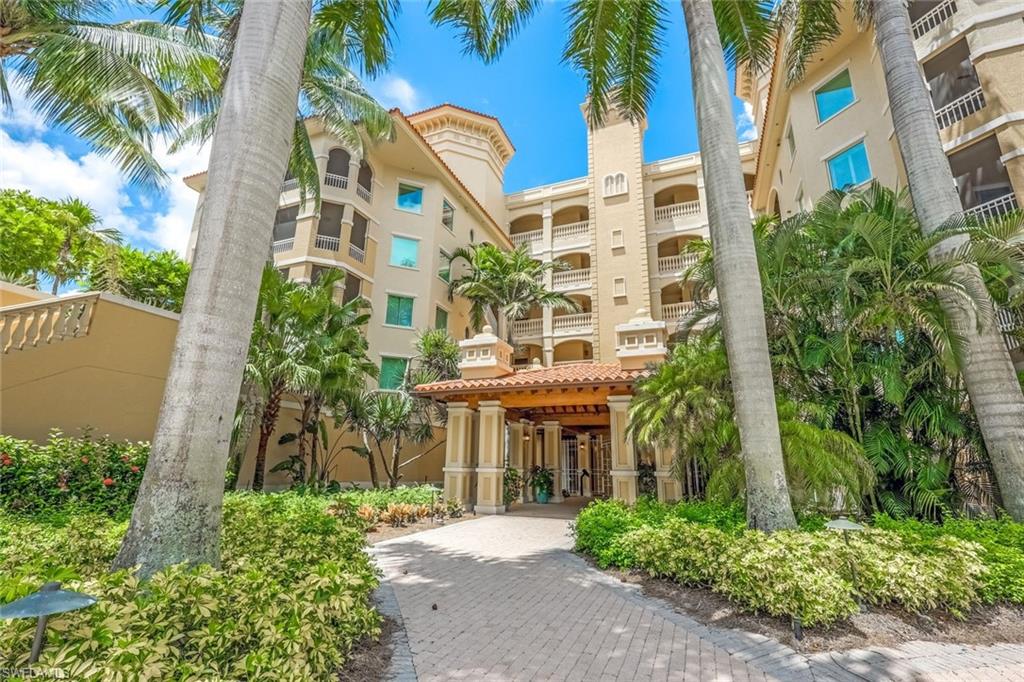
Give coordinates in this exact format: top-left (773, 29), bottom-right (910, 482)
top-left (434, 306), bottom-right (449, 331)
top-left (814, 69), bottom-right (855, 123)
top-left (342, 272), bottom-right (361, 304)
top-left (786, 125), bottom-right (796, 157)
top-left (379, 357), bottom-right (408, 390)
top-left (438, 249), bottom-right (451, 282)
top-left (602, 172), bottom-right (628, 197)
top-left (613, 277), bottom-right (627, 298)
top-left (442, 199), bottom-right (455, 231)
top-left (390, 236), bottom-right (419, 268)
top-left (794, 188), bottom-right (805, 213)
top-left (385, 294), bottom-right (414, 327)
top-left (827, 141), bottom-right (872, 189)
top-left (611, 229), bottom-right (624, 249)
top-left (397, 183), bottom-right (423, 212)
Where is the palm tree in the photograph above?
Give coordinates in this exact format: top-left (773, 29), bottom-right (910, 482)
top-left (46, 198), bottom-right (121, 294)
top-left (448, 243), bottom-right (580, 342)
top-left (1, 0), bottom-right (217, 186)
top-left (779, 0), bottom-right (1024, 520)
top-left (113, 0), bottom-right (314, 577)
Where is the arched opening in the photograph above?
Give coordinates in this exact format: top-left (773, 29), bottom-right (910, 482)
top-left (509, 214), bottom-right (543, 244)
top-left (552, 205), bottom-right (589, 227)
top-left (653, 184), bottom-right (701, 222)
top-left (655, 235), bottom-right (703, 276)
top-left (512, 343), bottom-right (543, 368)
top-left (327, 148), bottom-right (350, 178)
top-left (659, 282), bottom-right (697, 322)
top-left (553, 339), bottom-right (593, 365)
top-left (357, 160), bottom-right (373, 195)
top-left (554, 252), bottom-right (590, 270)
top-left (511, 303), bottom-right (544, 342)
top-left (552, 252), bottom-right (591, 291)
top-left (552, 294), bottom-right (593, 335)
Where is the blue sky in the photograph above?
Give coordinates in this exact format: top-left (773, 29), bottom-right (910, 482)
top-left (0, 1), bottom-right (755, 256)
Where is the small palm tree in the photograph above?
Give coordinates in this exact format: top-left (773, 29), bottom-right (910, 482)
top-left (46, 198), bottom-right (121, 294)
top-left (448, 243), bottom-right (580, 342)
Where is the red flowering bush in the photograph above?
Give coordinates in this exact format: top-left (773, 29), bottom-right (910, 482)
top-left (0, 433), bottom-right (148, 516)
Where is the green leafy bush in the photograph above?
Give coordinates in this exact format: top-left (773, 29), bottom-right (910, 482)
top-left (0, 493), bottom-right (380, 680)
top-left (334, 484), bottom-right (441, 510)
top-left (0, 433), bottom-right (148, 516)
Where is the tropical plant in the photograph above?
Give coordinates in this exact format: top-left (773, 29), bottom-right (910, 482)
top-left (84, 244), bottom-right (190, 311)
top-left (351, 390), bottom-right (434, 489)
top-left (447, 243), bottom-right (580, 341)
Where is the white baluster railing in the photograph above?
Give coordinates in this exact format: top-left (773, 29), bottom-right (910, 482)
top-left (1, 294), bottom-right (99, 353)
top-left (356, 184), bottom-right (372, 202)
top-left (281, 178), bottom-right (299, 192)
top-left (661, 301), bottom-right (695, 322)
top-left (657, 253), bottom-right (698, 276)
top-left (966, 193), bottom-right (1018, 223)
top-left (912, 0), bottom-right (957, 39)
top-left (315, 234), bottom-right (340, 251)
top-left (935, 87), bottom-right (984, 129)
top-left (511, 229), bottom-right (543, 248)
top-left (324, 172), bottom-right (348, 189)
top-left (996, 307), bottom-right (1022, 352)
top-left (553, 313), bottom-right (593, 334)
top-left (348, 243), bottom-right (366, 263)
top-left (552, 268), bottom-right (591, 290)
top-left (272, 238), bottom-right (294, 254)
top-left (511, 318), bottom-right (544, 338)
top-left (552, 220), bottom-right (590, 244)
top-left (653, 200), bottom-right (701, 223)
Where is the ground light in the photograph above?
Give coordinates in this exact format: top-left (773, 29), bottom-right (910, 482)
top-left (826, 516), bottom-right (866, 609)
top-left (0, 582), bottom-right (97, 663)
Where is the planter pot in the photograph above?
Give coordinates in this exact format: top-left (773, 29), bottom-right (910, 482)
top-left (536, 490), bottom-right (550, 504)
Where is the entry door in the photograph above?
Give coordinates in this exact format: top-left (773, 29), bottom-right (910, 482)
top-left (561, 437), bottom-right (580, 496)
top-left (592, 440), bottom-right (612, 498)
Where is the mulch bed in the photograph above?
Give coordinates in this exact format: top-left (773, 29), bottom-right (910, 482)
top-left (364, 513), bottom-right (477, 545)
top-left (337, 615), bottom-right (398, 681)
top-left (598, 560), bottom-right (1024, 652)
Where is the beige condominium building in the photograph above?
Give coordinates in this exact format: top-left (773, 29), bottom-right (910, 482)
top-left (739, 0), bottom-right (1024, 222)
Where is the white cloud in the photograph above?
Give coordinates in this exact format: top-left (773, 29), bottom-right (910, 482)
top-left (372, 75), bottom-right (422, 112)
top-left (147, 138), bottom-right (210, 255)
top-left (736, 101), bottom-right (758, 142)
top-left (0, 84), bottom-right (46, 133)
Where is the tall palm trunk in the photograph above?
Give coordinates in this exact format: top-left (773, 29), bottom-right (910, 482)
top-left (872, 0), bottom-right (1024, 520)
top-left (253, 385), bottom-right (285, 491)
top-left (113, 0), bottom-right (313, 576)
top-left (680, 0), bottom-right (796, 531)
top-left (362, 432), bottom-right (380, 488)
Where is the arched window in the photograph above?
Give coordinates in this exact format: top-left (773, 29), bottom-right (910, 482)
top-left (602, 172), bottom-right (628, 197)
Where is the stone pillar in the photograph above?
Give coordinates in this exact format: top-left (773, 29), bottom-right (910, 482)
top-left (607, 395), bottom-right (638, 504)
top-left (442, 402), bottom-right (475, 508)
top-left (543, 421), bottom-right (563, 502)
top-left (654, 444), bottom-right (681, 503)
top-left (579, 433), bottom-right (593, 497)
top-left (475, 400), bottom-right (507, 514)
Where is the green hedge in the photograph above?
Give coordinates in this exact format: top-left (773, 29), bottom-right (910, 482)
top-left (574, 499), bottom-right (1003, 627)
top-left (0, 493), bottom-right (380, 680)
top-left (335, 484), bottom-right (441, 510)
top-left (0, 433), bottom-right (148, 516)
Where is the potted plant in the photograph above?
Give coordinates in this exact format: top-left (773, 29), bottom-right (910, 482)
top-left (503, 467), bottom-right (523, 511)
top-left (529, 465), bottom-right (554, 504)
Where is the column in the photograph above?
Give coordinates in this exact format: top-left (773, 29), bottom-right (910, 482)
top-left (348, 155), bottom-right (362, 192)
top-left (474, 400), bottom-right (507, 514)
top-left (607, 395), bottom-right (638, 504)
top-left (442, 402), bottom-right (475, 508)
top-left (542, 203), bottom-right (555, 367)
top-left (543, 421), bottom-right (563, 503)
top-left (654, 444), bottom-right (681, 503)
top-left (579, 433), bottom-right (593, 497)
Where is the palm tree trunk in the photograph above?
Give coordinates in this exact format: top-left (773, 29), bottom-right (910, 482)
top-left (252, 387), bottom-right (284, 491)
top-left (112, 0), bottom-right (313, 576)
top-left (363, 432), bottom-right (380, 488)
top-left (680, 0), bottom-right (796, 531)
top-left (872, 0), bottom-right (1024, 520)
top-left (308, 401), bottom-right (322, 487)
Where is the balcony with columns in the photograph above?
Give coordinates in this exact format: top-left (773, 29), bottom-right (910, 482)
top-left (509, 213), bottom-right (544, 254)
top-left (949, 136), bottom-right (1020, 223)
top-left (652, 183), bottom-right (702, 228)
top-left (551, 205), bottom-right (590, 251)
top-left (551, 252), bottom-right (591, 292)
top-left (658, 281), bottom-right (699, 330)
top-left (910, 0), bottom-right (959, 41)
top-left (552, 294), bottom-right (593, 338)
top-left (653, 234), bottom-right (703, 278)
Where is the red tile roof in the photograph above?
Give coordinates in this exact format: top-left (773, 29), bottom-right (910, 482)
top-left (414, 362), bottom-right (646, 396)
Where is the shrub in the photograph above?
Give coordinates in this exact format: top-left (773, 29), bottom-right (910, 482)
top-left (334, 484), bottom-right (441, 510)
top-left (573, 499), bottom-right (644, 562)
top-left (0, 492), bottom-right (380, 680)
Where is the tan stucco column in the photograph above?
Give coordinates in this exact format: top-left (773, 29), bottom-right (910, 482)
top-left (608, 395), bottom-right (638, 504)
top-left (443, 402), bottom-right (475, 508)
top-left (475, 400), bottom-right (507, 514)
top-left (654, 444), bottom-right (681, 503)
top-left (542, 421), bottom-right (563, 502)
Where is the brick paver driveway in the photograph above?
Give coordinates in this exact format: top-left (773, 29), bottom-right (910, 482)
top-left (370, 504), bottom-right (1024, 681)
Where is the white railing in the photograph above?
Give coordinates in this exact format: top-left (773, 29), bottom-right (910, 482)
top-left (935, 87), bottom-right (984, 129)
top-left (511, 229), bottom-right (543, 248)
top-left (281, 178), bottom-right (299, 192)
top-left (324, 172), bottom-right (348, 189)
top-left (315, 234), bottom-right (340, 251)
top-left (356, 184), bottom-right (372, 202)
top-left (272, 238), bottom-right (294, 254)
top-left (552, 268), bottom-right (591, 290)
top-left (511, 318), bottom-right (543, 338)
top-left (912, 0), bottom-right (957, 39)
top-left (553, 359), bottom-right (591, 366)
top-left (553, 313), bottom-right (593, 334)
top-left (661, 301), bottom-right (695, 322)
top-left (657, 253), bottom-right (698, 276)
top-left (966, 192), bottom-right (1018, 223)
top-left (349, 243), bottom-right (366, 262)
top-left (997, 308), bottom-right (1022, 352)
top-left (653, 200), bottom-right (701, 223)
top-left (1, 293), bottom-right (98, 353)
top-left (552, 220), bottom-right (590, 244)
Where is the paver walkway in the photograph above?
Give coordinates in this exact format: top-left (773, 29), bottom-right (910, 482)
top-left (370, 505), bottom-right (1024, 681)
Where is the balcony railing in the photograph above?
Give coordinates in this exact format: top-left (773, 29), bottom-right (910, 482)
top-left (325, 172), bottom-right (348, 189)
top-left (272, 238), bottom-right (294, 254)
top-left (511, 318), bottom-right (543, 338)
top-left (281, 178), bottom-right (299, 192)
top-left (315, 234), bottom-right (340, 251)
top-left (653, 200), bottom-right (701, 223)
top-left (935, 86), bottom-right (984, 129)
top-left (657, 253), bottom-right (699, 276)
top-left (553, 313), bottom-right (593, 334)
top-left (552, 268), bottom-right (591, 290)
top-left (661, 301), bottom-right (695, 322)
top-left (356, 184), bottom-right (372, 203)
top-left (552, 220), bottom-right (590, 245)
top-left (511, 229), bottom-right (543, 248)
top-left (912, 0), bottom-right (957, 39)
top-left (997, 307), bottom-right (1022, 352)
top-left (553, 359), bottom-right (592, 366)
top-left (966, 192), bottom-right (1019, 223)
top-left (1, 293), bottom-right (98, 353)
top-left (349, 243), bottom-right (366, 263)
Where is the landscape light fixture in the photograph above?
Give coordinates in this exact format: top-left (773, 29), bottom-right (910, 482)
top-left (0, 582), bottom-right (96, 663)
top-left (825, 516), bottom-right (866, 609)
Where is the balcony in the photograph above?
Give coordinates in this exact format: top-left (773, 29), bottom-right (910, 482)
top-left (281, 178), bottom-right (299, 192)
top-left (911, 0), bottom-right (957, 40)
top-left (314, 234), bottom-right (340, 252)
top-left (653, 199), bottom-right (701, 224)
top-left (935, 87), bottom-right (984, 130)
top-left (552, 220), bottom-right (590, 247)
top-left (997, 308), bottom-right (1022, 353)
top-left (511, 318), bottom-right (543, 339)
top-left (553, 313), bottom-right (593, 335)
top-left (511, 229), bottom-right (543, 250)
top-left (966, 192), bottom-right (1019, 223)
top-left (272, 238), bottom-right (294, 254)
top-left (356, 184), bottom-right (372, 203)
top-left (552, 268), bottom-right (591, 291)
top-left (324, 172), bottom-right (348, 189)
top-left (661, 301), bottom-right (695, 322)
top-left (657, 253), bottom-right (698, 277)
top-left (348, 243), bottom-right (366, 263)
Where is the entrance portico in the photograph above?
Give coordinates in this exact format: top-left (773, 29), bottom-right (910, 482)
top-left (415, 310), bottom-right (681, 512)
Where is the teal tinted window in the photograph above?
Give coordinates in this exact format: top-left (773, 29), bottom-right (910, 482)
top-left (385, 295), bottom-right (414, 327)
top-left (814, 70), bottom-right (855, 123)
top-left (438, 250), bottom-right (451, 282)
top-left (397, 183), bottom-right (423, 212)
top-left (435, 306), bottom-right (448, 330)
top-left (380, 357), bottom-right (408, 390)
top-left (827, 142), bottom-right (871, 189)
top-left (390, 236), bottom-right (419, 268)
